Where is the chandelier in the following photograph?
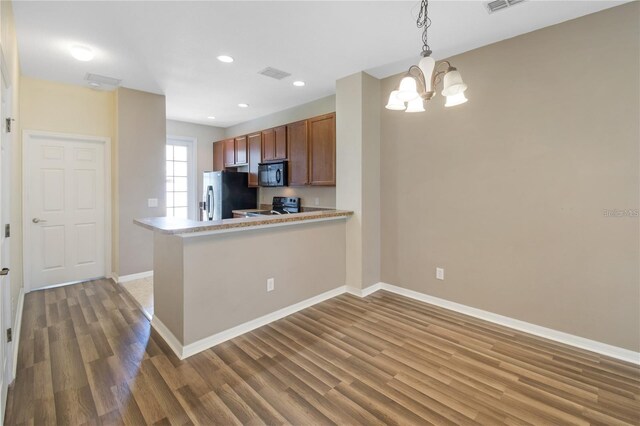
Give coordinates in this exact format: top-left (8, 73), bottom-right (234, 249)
top-left (386, 0), bottom-right (468, 112)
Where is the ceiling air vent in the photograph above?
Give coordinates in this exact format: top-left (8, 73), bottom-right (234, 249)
top-left (485, 0), bottom-right (525, 14)
top-left (258, 67), bottom-right (291, 80)
top-left (85, 73), bottom-right (122, 91)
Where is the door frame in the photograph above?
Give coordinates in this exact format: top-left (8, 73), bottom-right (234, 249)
top-left (22, 130), bottom-right (112, 293)
top-left (166, 134), bottom-right (198, 220)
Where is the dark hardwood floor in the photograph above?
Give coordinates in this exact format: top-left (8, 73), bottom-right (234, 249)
top-left (4, 278), bottom-right (639, 425)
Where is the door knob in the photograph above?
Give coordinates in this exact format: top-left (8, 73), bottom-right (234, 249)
top-left (0, 268), bottom-right (8, 276)
top-left (32, 218), bottom-right (47, 223)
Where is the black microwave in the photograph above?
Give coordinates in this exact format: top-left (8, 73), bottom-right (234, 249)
top-left (258, 161), bottom-right (288, 187)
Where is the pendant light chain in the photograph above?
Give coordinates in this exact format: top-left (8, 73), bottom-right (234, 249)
top-left (417, 0), bottom-right (432, 56)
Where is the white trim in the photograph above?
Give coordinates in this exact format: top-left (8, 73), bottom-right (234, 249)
top-left (150, 316), bottom-right (184, 358)
top-left (377, 283), bottom-right (640, 365)
top-left (166, 135), bottom-right (198, 221)
top-left (148, 279), bottom-right (640, 365)
top-left (155, 285), bottom-right (349, 359)
top-left (115, 270), bottom-right (153, 284)
top-left (10, 288), bottom-right (24, 381)
top-left (346, 283), bottom-right (382, 298)
top-left (22, 130), bottom-right (112, 293)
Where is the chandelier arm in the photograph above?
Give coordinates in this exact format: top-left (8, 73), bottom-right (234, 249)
top-left (407, 65), bottom-right (428, 96)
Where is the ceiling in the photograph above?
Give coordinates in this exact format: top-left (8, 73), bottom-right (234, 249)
top-left (13, 1), bottom-right (627, 128)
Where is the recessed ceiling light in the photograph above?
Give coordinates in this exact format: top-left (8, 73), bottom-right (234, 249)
top-left (293, 81), bottom-right (306, 87)
top-left (70, 44), bottom-right (94, 61)
top-left (238, 103), bottom-right (249, 108)
top-left (207, 116), bottom-right (216, 119)
top-left (88, 82), bottom-right (101, 88)
top-left (217, 55), bottom-right (234, 63)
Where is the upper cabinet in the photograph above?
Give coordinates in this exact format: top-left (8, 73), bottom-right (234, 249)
top-left (212, 111), bottom-right (336, 187)
top-left (287, 120), bottom-right (308, 186)
top-left (247, 132), bottom-right (262, 187)
top-left (223, 138), bottom-right (235, 166)
top-left (235, 136), bottom-right (248, 165)
top-left (308, 113), bottom-right (336, 186)
top-left (212, 141), bottom-right (224, 171)
top-left (262, 125), bottom-right (287, 162)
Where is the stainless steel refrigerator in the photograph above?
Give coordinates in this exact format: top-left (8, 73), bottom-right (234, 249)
top-left (201, 171), bottom-right (257, 220)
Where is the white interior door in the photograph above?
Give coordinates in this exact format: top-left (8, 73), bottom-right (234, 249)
top-left (0, 58), bottom-right (12, 423)
top-left (25, 133), bottom-right (106, 290)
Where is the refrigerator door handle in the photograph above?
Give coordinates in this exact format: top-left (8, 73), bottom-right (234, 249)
top-left (207, 186), bottom-right (214, 220)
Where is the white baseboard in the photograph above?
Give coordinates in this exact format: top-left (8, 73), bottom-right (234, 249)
top-left (154, 285), bottom-right (349, 360)
top-left (148, 279), bottom-right (640, 365)
top-left (115, 270), bottom-right (153, 284)
top-left (346, 283), bottom-right (382, 298)
top-left (151, 316), bottom-right (184, 358)
top-left (12, 288), bottom-right (25, 381)
top-left (377, 282), bottom-right (640, 365)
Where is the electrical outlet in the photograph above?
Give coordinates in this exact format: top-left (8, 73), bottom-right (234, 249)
top-left (436, 267), bottom-right (444, 280)
top-left (148, 198), bottom-right (158, 208)
top-left (267, 278), bottom-right (275, 292)
top-left (314, 197), bottom-right (320, 206)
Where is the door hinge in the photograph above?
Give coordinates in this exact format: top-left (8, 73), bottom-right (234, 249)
top-left (5, 117), bottom-right (13, 133)
top-left (6, 328), bottom-right (11, 343)
top-left (4, 223), bottom-right (9, 238)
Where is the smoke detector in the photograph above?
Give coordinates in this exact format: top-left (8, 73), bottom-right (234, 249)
top-left (485, 0), bottom-right (526, 14)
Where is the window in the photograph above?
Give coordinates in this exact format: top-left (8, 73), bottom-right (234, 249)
top-left (166, 137), bottom-right (196, 219)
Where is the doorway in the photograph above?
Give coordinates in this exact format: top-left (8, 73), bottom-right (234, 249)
top-left (22, 131), bottom-right (111, 292)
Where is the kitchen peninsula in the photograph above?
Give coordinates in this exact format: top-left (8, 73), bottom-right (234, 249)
top-left (135, 209), bottom-right (352, 359)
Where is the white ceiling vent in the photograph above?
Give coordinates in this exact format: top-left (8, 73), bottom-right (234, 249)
top-left (258, 67), bottom-right (291, 80)
top-left (485, 0), bottom-right (526, 14)
top-left (85, 73), bottom-right (122, 91)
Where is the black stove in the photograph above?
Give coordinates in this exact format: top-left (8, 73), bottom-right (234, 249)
top-left (245, 197), bottom-right (301, 217)
top-left (271, 197), bottom-right (301, 214)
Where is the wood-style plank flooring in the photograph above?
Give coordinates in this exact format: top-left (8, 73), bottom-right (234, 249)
top-left (5, 278), bottom-right (640, 425)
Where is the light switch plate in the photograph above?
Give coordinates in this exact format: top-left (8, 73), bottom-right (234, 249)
top-left (148, 198), bottom-right (158, 208)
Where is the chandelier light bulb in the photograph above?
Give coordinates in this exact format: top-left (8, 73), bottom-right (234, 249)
top-left (444, 92), bottom-right (468, 107)
top-left (442, 70), bottom-right (468, 97)
top-left (405, 97), bottom-right (425, 113)
top-left (396, 76), bottom-right (419, 102)
top-left (385, 91), bottom-right (407, 111)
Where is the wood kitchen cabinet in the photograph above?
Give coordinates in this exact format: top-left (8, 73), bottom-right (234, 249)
top-left (212, 141), bottom-right (224, 171)
top-left (235, 136), bottom-right (248, 165)
top-left (308, 112), bottom-right (336, 186)
top-left (247, 132), bottom-right (261, 187)
top-left (223, 138), bottom-right (235, 166)
top-left (287, 120), bottom-right (309, 186)
top-left (262, 125), bottom-right (287, 162)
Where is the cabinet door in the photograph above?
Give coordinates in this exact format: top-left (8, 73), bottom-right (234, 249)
top-left (274, 125), bottom-right (287, 160)
top-left (235, 136), bottom-right (248, 165)
top-left (247, 133), bottom-right (261, 187)
top-left (308, 113), bottom-right (336, 186)
top-left (261, 128), bottom-right (275, 161)
top-left (213, 141), bottom-right (224, 171)
top-left (223, 138), bottom-right (235, 166)
top-left (287, 120), bottom-right (308, 186)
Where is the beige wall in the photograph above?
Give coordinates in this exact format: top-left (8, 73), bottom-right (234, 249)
top-left (166, 119), bottom-right (225, 208)
top-left (153, 219), bottom-right (347, 346)
top-left (116, 88), bottom-right (166, 276)
top-left (1, 0), bottom-right (22, 330)
top-left (225, 95), bottom-right (337, 208)
top-left (380, 3), bottom-right (640, 351)
top-left (336, 72), bottom-right (381, 291)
